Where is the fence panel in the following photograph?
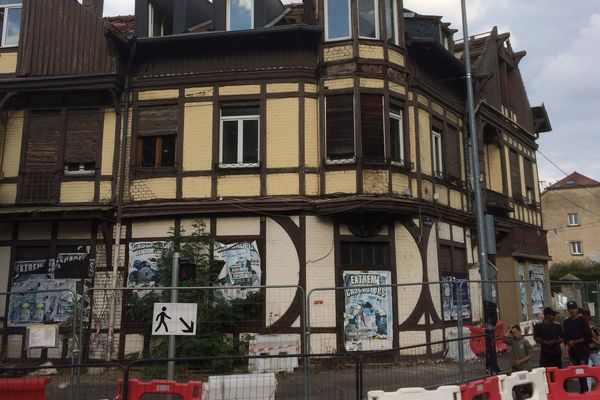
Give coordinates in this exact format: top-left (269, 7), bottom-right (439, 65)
top-left (79, 285), bottom-right (305, 362)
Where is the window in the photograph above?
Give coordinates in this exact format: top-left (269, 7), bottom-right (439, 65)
top-left (361, 94), bottom-right (384, 162)
top-left (509, 148), bottom-right (522, 199)
top-left (340, 242), bottom-right (389, 268)
top-left (220, 105), bottom-right (259, 167)
top-left (326, 95), bottom-right (355, 162)
top-left (325, 0), bottom-right (351, 41)
top-left (358, 0), bottom-right (378, 39)
top-left (389, 105), bottom-right (404, 164)
top-left (443, 125), bottom-right (461, 180)
top-left (570, 241), bottom-right (583, 255)
top-left (0, 1), bottom-right (21, 47)
top-left (385, 0), bottom-right (398, 45)
top-left (567, 213), bottom-right (580, 226)
top-left (523, 158), bottom-right (535, 205)
top-left (147, 1), bottom-right (172, 37)
top-left (64, 109), bottom-right (99, 176)
top-left (136, 105), bottom-right (178, 170)
top-left (432, 128), bottom-right (443, 178)
top-left (227, 0), bottom-right (253, 31)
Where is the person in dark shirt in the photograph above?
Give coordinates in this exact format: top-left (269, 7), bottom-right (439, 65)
top-left (534, 307), bottom-right (563, 368)
top-left (563, 301), bottom-right (592, 393)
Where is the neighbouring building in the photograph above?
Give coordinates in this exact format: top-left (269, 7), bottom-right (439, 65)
top-left (542, 172), bottom-right (600, 264)
top-left (0, 0), bottom-right (551, 360)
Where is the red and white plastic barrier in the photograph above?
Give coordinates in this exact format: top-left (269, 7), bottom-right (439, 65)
top-left (460, 376), bottom-right (501, 400)
top-left (546, 365), bottom-right (600, 399)
top-left (0, 377), bottom-right (50, 400)
top-left (114, 379), bottom-right (202, 400)
top-left (497, 368), bottom-right (548, 400)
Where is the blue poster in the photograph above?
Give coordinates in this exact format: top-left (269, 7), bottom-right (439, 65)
top-left (343, 271), bottom-right (393, 351)
top-left (442, 275), bottom-right (471, 320)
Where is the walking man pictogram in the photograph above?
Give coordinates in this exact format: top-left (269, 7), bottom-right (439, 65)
top-left (155, 306), bottom-right (171, 333)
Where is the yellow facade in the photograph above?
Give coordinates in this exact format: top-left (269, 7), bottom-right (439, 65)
top-left (323, 45), bottom-right (353, 62)
top-left (388, 49), bottom-right (405, 67)
top-left (266, 83), bottom-right (299, 93)
top-left (304, 98), bottom-right (319, 168)
top-left (185, 87), bottom-right (214, 98)
top-left (60, 181), bottom-right (95, 203)
top-left (266, 98), bottom-right (299, 169)
top-left (130, 178), bottom-right (177, 201)
top-left (358, 44), bottom-right (384, 59)
top-left (363, 170), bottom-right (388, 194)
top-left (101, 110), bottom-right (116, 176)
top-left (138, 89), bottom-right (179, 100)
top-left (325, 170), bottom-right (356, 194)
top-left (323, 78), bottom-right (354, 90)
top-left (2, 111), bottom-right (23, 178)
top-left (267, 173), bottom-right (299, 195)
top-left (183, 102), bottom-right (212, 171)
top-left (0, 51), bottom-right (17, 74)
top-left (217, 174), bottom-right (260, 197)
top-left (418, 109), bottom-right (432, 175)
top-left (182, 176), bottom-right (211, 199)
top-left (219, 85), bottom-right (261, 96)
top-left (0, 183), bottom-right (16, 204)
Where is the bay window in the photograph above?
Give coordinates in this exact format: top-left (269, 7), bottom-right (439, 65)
top-left (325, 0), bottom-right (351, 41)
top-left (0, 1), bottom-right (21, 47)
top-left (358, 0), bottom-right (378, 39)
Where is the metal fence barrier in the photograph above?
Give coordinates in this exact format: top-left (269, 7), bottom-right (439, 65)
top-left (0, 278), bottom-right (598, 399)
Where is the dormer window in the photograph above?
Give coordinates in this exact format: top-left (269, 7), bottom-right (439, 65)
top-left (148, 1), bottom-right (173, 37)
top-left (0, 1), bottom-right (22, 47)
top-left (325, 0), bottom-right (351, 41)
top-left (227, 0), bottom-right (253, 31)
top-left (358, 0), bottom-right (379, 39)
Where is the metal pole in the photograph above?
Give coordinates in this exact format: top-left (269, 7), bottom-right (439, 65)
top-left (168, 251), bottom-right (180, 380)
top-left (457, 280), bottom-right (465, 383)
top-left (460, 0), bottom-right (498, 374)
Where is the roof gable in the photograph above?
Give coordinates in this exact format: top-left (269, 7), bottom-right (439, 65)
top-left (548, 172), bottom-right (600, 190)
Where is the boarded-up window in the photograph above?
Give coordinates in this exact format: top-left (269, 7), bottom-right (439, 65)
top-left (509, 149), bottom-right (522, 198)
top-left (453, 247), bottom-right (466, 273)
top-left (136, 105), bottom-right (178, 169)
top-left (361, 94), bottom-right (384, 162)
top-left (524, 158), bottom-right (534, 189)
top-left (64, 110), bottom-right (100, 174)
top-left (340, 242), bottom-right (389, 268)
top-left (22, 111), bottom-right (62, 203)
top-left (443, 125), bottom-right (461, 179)
top-left (439, 245), bottom-right (452, 273)
top-left (326, 95), bottom-right (354, 160)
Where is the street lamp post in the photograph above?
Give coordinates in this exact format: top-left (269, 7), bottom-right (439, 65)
top-left (460, 0), bottom-right (499, 374)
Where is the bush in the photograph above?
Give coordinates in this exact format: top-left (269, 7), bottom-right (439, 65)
top-left (550, 259), bottom-right (600, 281)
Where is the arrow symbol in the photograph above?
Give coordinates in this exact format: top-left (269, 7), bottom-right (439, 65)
top-left (179, 317), bottom-right (194, 333)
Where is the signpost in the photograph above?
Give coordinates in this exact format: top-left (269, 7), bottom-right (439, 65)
top-left (151, 302), bottom-right (197, 336)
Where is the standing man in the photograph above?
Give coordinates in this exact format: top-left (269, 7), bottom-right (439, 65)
top-left (503, 324), bottom-right (533, 371)
top-left (563, 301), bottom-right (592, 393)
top-left (534, 307), bottom-right (563, 368)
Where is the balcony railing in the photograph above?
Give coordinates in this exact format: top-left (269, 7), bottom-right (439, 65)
top-left (483, 189), bottom-right (513, 214)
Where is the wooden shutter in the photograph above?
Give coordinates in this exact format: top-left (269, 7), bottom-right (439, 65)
top-left (452, 247), bottom-right (466, 273)
top-left (509, 149), bottom-right (522, 198)
top-left (443, 125), bottom-right (461, 179)
top-left (22, 111), bottom-right (62, 203)
top-left (439, 245), bottom-right (452, 273)
top-left (326, 95), bottom-right (354, 160)
top-left (64, 110), bottom-right (100, 163)
top-left (360, 94), bottom-right (384, 162)
top-left (524, 158), bottom-right (534, 189)
top-left (137, 105), bottom-right (178, 136)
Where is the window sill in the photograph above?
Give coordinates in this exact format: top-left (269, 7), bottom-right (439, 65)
top-left (135, 168), bottom-right (177, 178)
top-left (567, 224), bottom-right (581, 227)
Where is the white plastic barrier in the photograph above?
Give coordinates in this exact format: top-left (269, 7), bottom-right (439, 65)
top-left (497, 367), bottom-right (548, 400)
top-left (248, 334), bottom-right (300, 373)
top-left (368, 386), bottom-right (462, 400)
top-left (445, 327), bottom-right (477, 362)
top-left (206, 373), bottom-right (277, 400)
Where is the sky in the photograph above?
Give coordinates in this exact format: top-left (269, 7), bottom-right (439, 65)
top-left (103, 0), bottom-right (600, 188)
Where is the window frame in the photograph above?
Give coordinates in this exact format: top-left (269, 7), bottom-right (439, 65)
top-left (432, 128), bottom-right (443, 178)
top-left (325, 95), bottom-right (356, 164)
top-left (357, 0), bottom-right (380, 40)
top-left (567, 213), bottom-right (580, 227)
top-left (385, 0), bottom-right (399, 46)
top-left (389, 106), bottom-right (404, 166)
top-left (226, 0), bottom-right (254, 31)
top-left (1, 2), bottom-right (21, 48)
top-left (147, 1), bottom-right (164, 38)
top-left (136, 135), bottom-right (176, 170)
top-left (219, 106), bottom-right (260, 168)
top-left (570, 241), bottom-right (583, 256)
top-left (324, 0), bottom-right (352, 42)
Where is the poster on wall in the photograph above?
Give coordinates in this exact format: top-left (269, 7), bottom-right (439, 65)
top-left (214, 241), bottom-right (261, 301)
top-left (342, 271), bottom-right (393, 352)
top-left (517, 264), bottom-right (529, 321)
top-left (8, 278), bottom-right (77, 326)
top-left (529, 264), bottom-right (546, 319)
top-left (127, 242), bottom-right (171, 296)
top-left (55, 247), bottom-right (95, 279)
top-left (441, 275), bottom-right (471, 320)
